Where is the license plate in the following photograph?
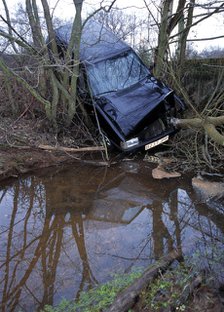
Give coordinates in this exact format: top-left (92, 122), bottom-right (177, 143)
top-left (145, 135), bottom-right (169, 151)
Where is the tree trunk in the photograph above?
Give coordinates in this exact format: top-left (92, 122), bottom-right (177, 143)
top-left (154, 0), bottom-right (172, 78)
top-left (26, 0), bottom-right (44, 49)
top-left (177, 0), bottom-right (195, 66)
top-left (66, 0), bottom-right (83, 126)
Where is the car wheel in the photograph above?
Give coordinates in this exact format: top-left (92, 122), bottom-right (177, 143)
top-left (100, 133), bottom-right (114, 150)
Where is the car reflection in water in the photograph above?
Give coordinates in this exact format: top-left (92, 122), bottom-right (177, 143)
top-left (0, 162), bottom-right (224, 311)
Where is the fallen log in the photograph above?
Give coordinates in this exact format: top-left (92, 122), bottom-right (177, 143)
top-left (170, 117), bottom-right (224, 146)
top-left (104, 250), bottom-right (181, 312)
top-left (38, 144), bottom-right (105, 153)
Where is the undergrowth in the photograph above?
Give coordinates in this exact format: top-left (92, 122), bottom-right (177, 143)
top-left (41, 245), bottom-right (224, 312)
top-left (41, 268), bottom-right (143, 312)
top-left (139, 245), bottom-right (224, 312)
top-left (140, 263), bottom-right (194, 311)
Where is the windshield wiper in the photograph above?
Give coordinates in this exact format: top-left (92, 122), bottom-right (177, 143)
top-left (98, 89), bottom-right (119, 96)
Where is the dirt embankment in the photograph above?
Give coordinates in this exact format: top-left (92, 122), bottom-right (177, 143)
top-left (0, 146), bottom-right (76, 181)
top-left (0, 117), bottom-right (105, 182)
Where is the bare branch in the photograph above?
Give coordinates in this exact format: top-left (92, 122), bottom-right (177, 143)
top-left (170, 1), bottom-right (224, 41)
top-left (0, 14), bottom-right (39, 53)
top-left (143, 0), bottom-right (159, 28)
top-left (0, 57), bottom-right (52, 120)
top-left (1, 0), bottom-right (18, 53)
top-left (83, 0), bottom-right (117, 28)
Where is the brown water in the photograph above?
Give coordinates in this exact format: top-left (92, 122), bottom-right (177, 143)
top-left (0, 161), bottom-right (224, 311)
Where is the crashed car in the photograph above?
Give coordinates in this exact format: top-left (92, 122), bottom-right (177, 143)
top-left (54, 20), bottom-right (185, 152)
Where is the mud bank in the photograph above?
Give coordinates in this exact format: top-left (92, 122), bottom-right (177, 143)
top-left (0, 146), bottom-right (77, 181)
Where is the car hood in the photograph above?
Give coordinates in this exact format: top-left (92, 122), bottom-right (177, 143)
top-left (97, 79), bottom-right (173, 137)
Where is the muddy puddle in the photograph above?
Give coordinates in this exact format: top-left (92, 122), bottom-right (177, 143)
top-left (0, 160), bottom-right (224, 311)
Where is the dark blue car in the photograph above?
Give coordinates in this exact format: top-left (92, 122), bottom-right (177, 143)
top-left (54, 20), bottom-right (185, 152)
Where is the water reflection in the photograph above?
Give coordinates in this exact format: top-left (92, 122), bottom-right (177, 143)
top-left (0, 162), bottom-right (223, 311)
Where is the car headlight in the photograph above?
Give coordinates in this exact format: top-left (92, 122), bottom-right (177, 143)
top-left (120, 137), bottom-right (139, 150)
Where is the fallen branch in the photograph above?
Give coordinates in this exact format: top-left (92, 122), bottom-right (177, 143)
top-left (104, 250), bottom-right (181, 312)
top-left (171, 117), bottom-right (224, 146)
top-left (38, 144), bottom-right (105, 153)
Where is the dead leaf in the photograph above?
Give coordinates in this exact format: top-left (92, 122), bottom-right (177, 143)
top-left (152, 165), bottom-right (181, 179)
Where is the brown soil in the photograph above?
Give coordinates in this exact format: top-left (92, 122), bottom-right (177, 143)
top-left (0, 116), bottom-right (104, 182)
top-left (0, 146), bottom-right (76, 181)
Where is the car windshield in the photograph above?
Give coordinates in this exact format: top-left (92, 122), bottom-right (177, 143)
top-left (87, 51), bottom-right (149, 95)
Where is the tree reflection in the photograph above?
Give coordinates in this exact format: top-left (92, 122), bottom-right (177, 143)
top-left (0, 169), bottom-right (98, 311)
top-left (70, 212), bottom-right (97, 300)
top-left (40, 215), bottom-right (64, 309)
top-left (2, 183), bottom-right (19, 312)
top-left (151, 200), bottom-right (174, 259)
top-left (0, 163), bottom-right (223, 311)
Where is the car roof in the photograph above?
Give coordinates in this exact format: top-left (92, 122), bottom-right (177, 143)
top-left (55, 19), bottom-right (131, 64)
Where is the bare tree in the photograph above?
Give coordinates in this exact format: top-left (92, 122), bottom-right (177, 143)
top-left (141, 0), bottom-right (224, 159)
top-left (143, 0), bottom-right (224, 77)
top-left (0, 0), bottom-right (117, 131)
top-left (94, 7), bottom-right (145, 48)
